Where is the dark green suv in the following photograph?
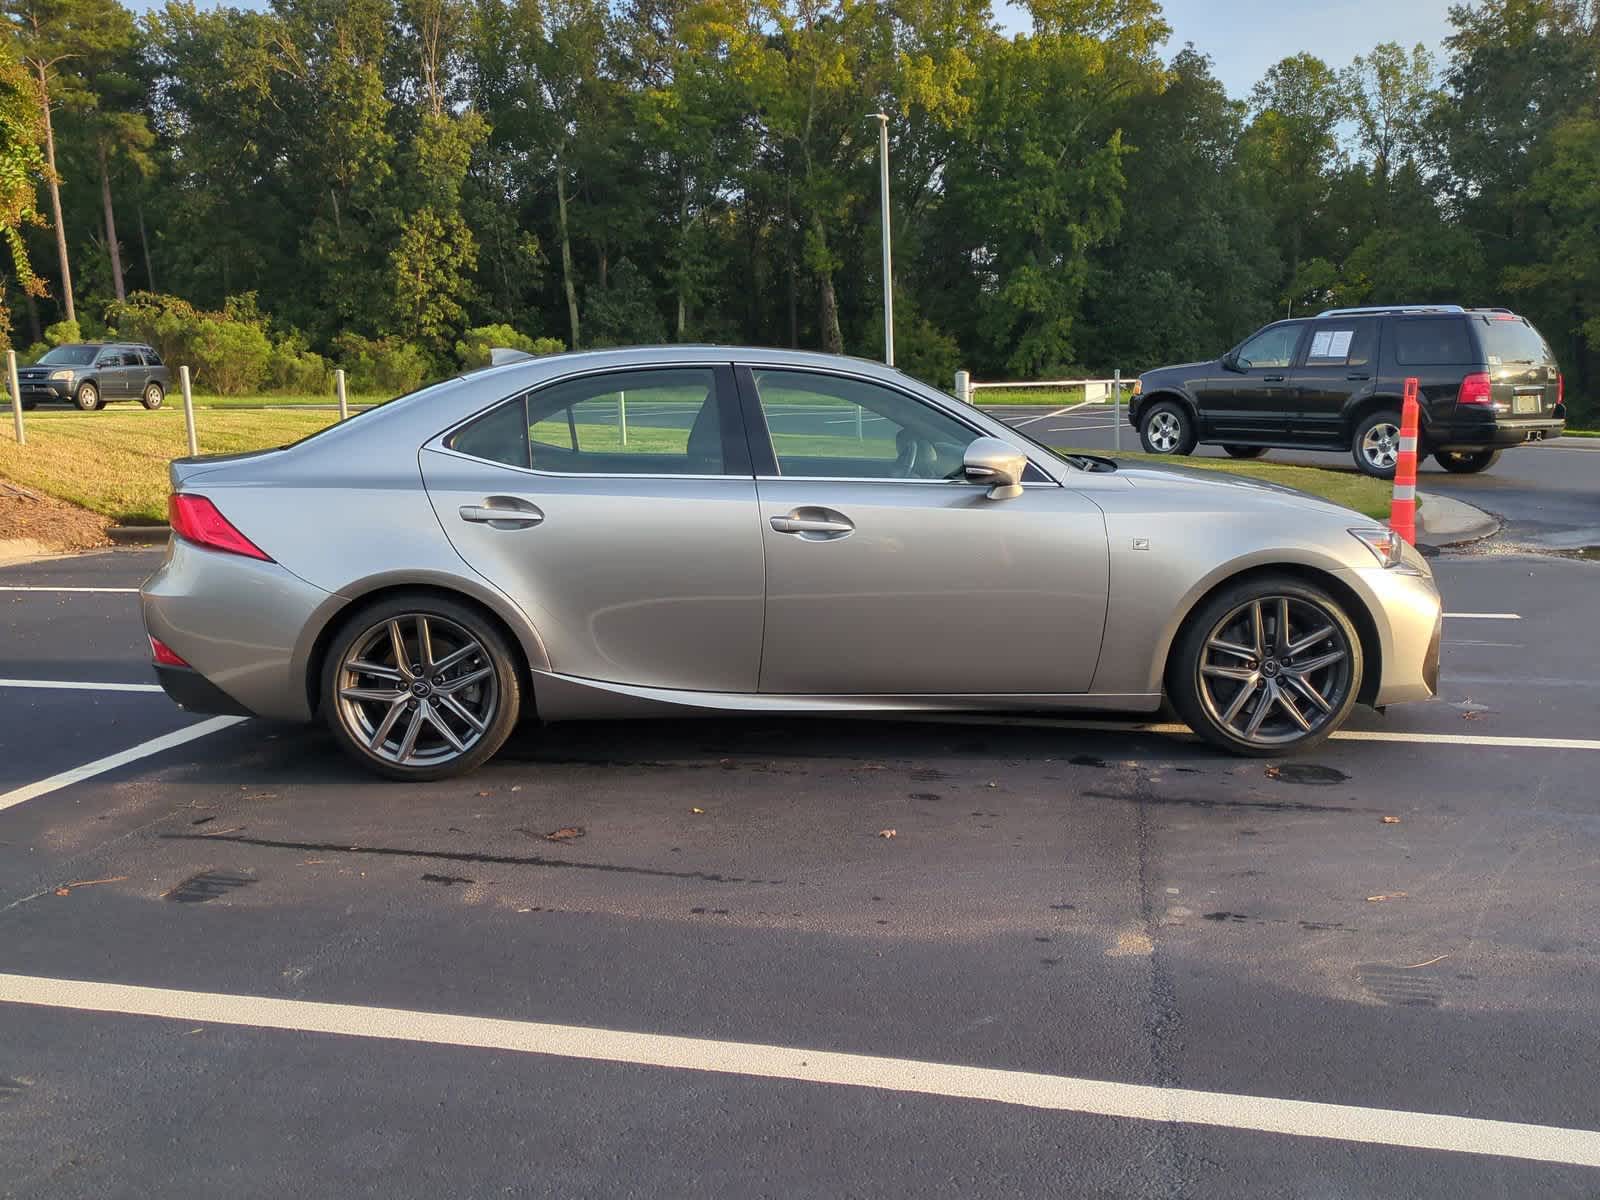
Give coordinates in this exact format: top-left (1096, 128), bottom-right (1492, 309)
top-left (15, 342), bottom-right (171, 412)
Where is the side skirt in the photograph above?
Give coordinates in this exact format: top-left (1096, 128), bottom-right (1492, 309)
top-left (529, 670), bottom-right (1163, 722)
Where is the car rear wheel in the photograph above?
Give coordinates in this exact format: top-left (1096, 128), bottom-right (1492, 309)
top-left (1168, 576), bottom-right (1362, 757)
top-left (1434, 448), bottom-right (1500, 474)
top-left (1352, 410), bottom-right (1402, 479)
top-left (1139, 401), bottom-right (1196, 455)
top-left (1223, 445), bottom-right (1267, 459)
top-left (322, 594), bottom-right (522, 781)
top-left (74, 382), bottom-right (101, 412)
top-left (141, 382), bottom-right (164, 410)
top-left (20, 398), bottom-right (36, 411)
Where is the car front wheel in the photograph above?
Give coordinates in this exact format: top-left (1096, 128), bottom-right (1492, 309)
top-left (141, 382), bottom-right (165, 410)
top-left (322, 594), bottom-right (522, 780)
top-left (1434, 448), bottom-right (1500, 474)
top-left (1139, 401), bottom-right (1196, 455)
top-left (1168, 576), bottom-right (1362, 757)
top-left (74, 382), bottom-right (101, 412)
top-left (1223, 445), bottom-right (1268, 459)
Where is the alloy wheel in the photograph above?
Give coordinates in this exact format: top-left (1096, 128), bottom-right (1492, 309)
top-left (1196, 595), bottom-right (1354, 747)
top-left (1147, 411), bottom-right (1183, 453)
top-left (1361, 422), bottom-right (1401, 471)
top-left (334, 613), bottom-right (498, 768)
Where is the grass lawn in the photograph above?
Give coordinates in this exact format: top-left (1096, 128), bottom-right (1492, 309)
top-left (1, 406), bottom-right (1393, 526)
top-left (1075, 449), bottom-right (1393, 519)
top-left (0, 408), bottom-right (337, 522)
top-left (974, 387), bottom-right (1091, 406)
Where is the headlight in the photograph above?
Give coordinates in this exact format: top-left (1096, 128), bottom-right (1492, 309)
top-left (48, 369), bottom-right (74, 381)
top-left (1350, 527), bottom-right (1426, 574)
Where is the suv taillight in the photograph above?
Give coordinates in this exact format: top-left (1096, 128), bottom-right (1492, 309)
top-left (168, 494), bottom-right (273, 561)
top-left (1457, 372), bottom-right (1493, 407)
top-left (1558, 374), bottom-right (1565, 406)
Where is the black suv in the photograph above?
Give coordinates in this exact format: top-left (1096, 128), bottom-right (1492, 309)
top-left (1130, 306), bottom-right (1566, 477)
top-left (16, 342), bottom-right (171, 412)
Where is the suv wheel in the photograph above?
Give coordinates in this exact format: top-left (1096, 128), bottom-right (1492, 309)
top-left (141, 382), bottom-right (165, 410)
top-left (1168, 576), bottom-right (1363, 757)
top-left (1434, 448), bottom-right (1501, 474)
top-left (1139, 401), bottom-right (1196, 455)
top-left (1353, 410), bottom-right (1402, 479)
top-left (1223, 445), bottom-right (1267, 459)
top-left (73, 382), bottom-right (101, 412)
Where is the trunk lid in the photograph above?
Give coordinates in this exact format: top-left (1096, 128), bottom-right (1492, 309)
top-left (1472, 313), bottom-right (1560, 418)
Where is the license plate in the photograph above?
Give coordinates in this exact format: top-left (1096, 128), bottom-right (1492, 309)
top-left (1513, 394), bottom-right (1542, 415)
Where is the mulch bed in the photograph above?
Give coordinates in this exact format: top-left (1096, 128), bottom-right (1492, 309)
top-left (0, 480), bottom-right (112, 554)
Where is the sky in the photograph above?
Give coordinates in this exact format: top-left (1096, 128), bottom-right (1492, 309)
top-left (125, 0), bottom-right (1465, 101)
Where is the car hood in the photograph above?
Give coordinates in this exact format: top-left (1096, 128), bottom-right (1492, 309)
top-left (1112, 462), bottom-right (1366, 522)
top-left (1140, 360), bottom-right (1212, 381)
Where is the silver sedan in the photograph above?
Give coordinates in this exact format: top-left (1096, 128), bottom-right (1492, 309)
top-left (141, 347), bottom-right (1442, 779)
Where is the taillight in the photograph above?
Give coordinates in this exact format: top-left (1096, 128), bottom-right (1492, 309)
top-left (1457, 372), bottom-right (1493, 407)
top-left (168, 494), bottom-right (272, 561)
top-left (149, 635), bottom-right (190, 668)
top-left (1558, 374), bottom-right (1565, 406)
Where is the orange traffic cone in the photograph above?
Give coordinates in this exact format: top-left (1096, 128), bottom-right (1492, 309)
top-left (1390, 376), bottom-right (1420, 545)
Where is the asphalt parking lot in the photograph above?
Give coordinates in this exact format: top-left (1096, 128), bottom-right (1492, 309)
top-left (3, 537), bottom-right (1600, 1197)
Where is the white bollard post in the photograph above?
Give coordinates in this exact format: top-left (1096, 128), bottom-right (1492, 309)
top-left (7, 350), bottom-right (23, 446)
top-left (955, 369), bottom-right (971, 404)
top-left (180, 365), bottom-right (198, 457)
top-left (1112, 370), bottom-right (1123, 451)
top-left (618, 388), bottom-right (627, 446)
top-left (335, 368), bottom-right (349, 421)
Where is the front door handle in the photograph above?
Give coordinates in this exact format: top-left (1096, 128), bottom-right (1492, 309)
top-left (770, 508), bottom-right (854, 538)
top-left (1263, 374), bottom-right (1286, 383)
top-left (459, 500), bottom-right (544, 528)
top-left (1347, 372), bottom-right (1371, 381)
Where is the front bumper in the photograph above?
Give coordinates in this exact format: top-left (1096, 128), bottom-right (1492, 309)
top-left (1338, 565), bottom-right (1442, 706)
top-left (18, 379), bottom-right (71, 402)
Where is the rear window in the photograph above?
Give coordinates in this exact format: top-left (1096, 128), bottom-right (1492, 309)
top-left (1475, 317), bottom-right (1552, 365)
top-left (1392, 319), bottom-right (1473, 366)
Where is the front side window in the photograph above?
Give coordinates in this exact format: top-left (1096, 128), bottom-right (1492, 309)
top-left (446, 368), bottom-right (733, 476)
top-left (1235, 324), bottom-right (1301, 370)
top-left (751, 369), bottom-right (980, 480)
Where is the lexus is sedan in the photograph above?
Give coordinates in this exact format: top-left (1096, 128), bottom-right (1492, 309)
top-left (140, 347), bottom-right (1442, 779)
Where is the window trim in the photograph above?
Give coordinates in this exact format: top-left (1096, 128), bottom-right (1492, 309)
top-left (436, 361), bottom-right (753, 481)
top-left (732, 362), bottom-right (1057, 487)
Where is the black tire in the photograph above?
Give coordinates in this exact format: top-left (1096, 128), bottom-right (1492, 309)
top-left (74, 382), bottom-right (101, 412)
top-left (1223, 445), bottom-right (1268, 459)
top-left (141, 382), bottom-right (165, 410)
top-left (1352, 410), bottom-right (1402, 479)
top-left (1167, 575), bottom-right (1363, 758)
top-left (1139, 400), bottom-right (1197, 456)
top-left (20, 398), bottom-right (36, 411)
top-left (1434, 448), bottom-right (1501, 474)
top-left (320, 592), bottom-right (522, 781)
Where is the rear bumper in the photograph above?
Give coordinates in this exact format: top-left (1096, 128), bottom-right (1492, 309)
top-left (141, 537), bottom-right (334, 722)
top-left (1430, 415), bottom-right (1565, 451)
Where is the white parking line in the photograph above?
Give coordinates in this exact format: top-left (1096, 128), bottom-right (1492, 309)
top-left (0, 678), bottom-right (163, 693)
top-left (1443, 612), bottom-right (1521, 620)
top-left (0, 972), bottom-right (1595, 1167)
top-left (0, 586), bottom-right (139, 593)
top-left (1013, 400), bottom-right (1105, 428)
top-left (0, 716), bottom-right (245, 814)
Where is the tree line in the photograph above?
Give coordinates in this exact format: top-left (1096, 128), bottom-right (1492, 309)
top-left (0, 0), bottom-right (1596, 414)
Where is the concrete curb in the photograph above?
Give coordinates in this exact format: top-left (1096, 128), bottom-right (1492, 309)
top-left (1415, 491), bottom-right (1500, 547)
top-left (108, 525), bottom-right (170, 545)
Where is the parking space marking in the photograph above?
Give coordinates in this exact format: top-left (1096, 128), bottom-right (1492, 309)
top-left (0, 973), bottom-right (1596, 1168)
top-left (0, 678), bottom-right (163, 693)
top-left (1012, 400), bottom-right (1103, 427)
top-left (1443, 612), bottom-right (1521, 620)
top-left (0, 716), bottom-right (245, 814)
top-left (0, 586), bottom-right (139, 593)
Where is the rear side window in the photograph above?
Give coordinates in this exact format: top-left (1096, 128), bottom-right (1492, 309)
top-left (1392, 319), bottom-right (1473, 366)
top-left (1303, 318), bottom-right (1378, 367)
top-left (448, 396), bottom-right (531, 468)
top-left (142, 350), bottom-right (163, 366)
top-left (1475, 317), bottom-right (1552, 365)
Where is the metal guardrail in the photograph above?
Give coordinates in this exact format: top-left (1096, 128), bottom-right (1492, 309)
top-left (956, 369), bottom-right (1131, 450)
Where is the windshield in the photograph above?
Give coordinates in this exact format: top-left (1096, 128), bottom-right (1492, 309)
top-left (36, 345), bottom-right (100, 366)
top-left (1476, 317), bottom-right (1552, 365)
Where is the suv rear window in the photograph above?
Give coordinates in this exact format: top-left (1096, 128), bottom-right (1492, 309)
top-left (1392, 319), bottom-right (1473, 366)
top-left (1475, 317), bottom-right (1551, 365)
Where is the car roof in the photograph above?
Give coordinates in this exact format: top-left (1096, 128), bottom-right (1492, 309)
top-left (464, 344), bottom-right (908, 389)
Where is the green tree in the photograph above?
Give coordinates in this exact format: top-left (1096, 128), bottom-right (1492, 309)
top-left (0, 31), bottom-right (45, 343)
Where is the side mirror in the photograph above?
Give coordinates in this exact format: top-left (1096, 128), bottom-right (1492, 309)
top-left (1221, 352), bottom-right (1243, 373)
top-left (962, 437), bottom-right (1028, 500)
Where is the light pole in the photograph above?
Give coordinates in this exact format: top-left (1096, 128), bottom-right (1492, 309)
top-left (869, 112), bottom-right (893, 366)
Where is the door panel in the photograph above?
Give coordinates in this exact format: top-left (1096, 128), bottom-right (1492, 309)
top-left (1287, 317), bottom-right (1380, 443)
top-left (96, 353), bottom-right (127, 397)
top-left (756, 480), bottom-right (1108, 694)
top-left (1201, 323), bottom-right (1304, 437)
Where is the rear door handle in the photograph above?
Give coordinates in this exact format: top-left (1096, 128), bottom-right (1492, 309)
top-left (770, 509), bottom-right (854, 538)
top-left (459, 500), bottom-right (544, 528)
top-left (1347, 373), bottom-right (1371, 381)
top-left (1263, 375), bottom-right (1286, 383)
